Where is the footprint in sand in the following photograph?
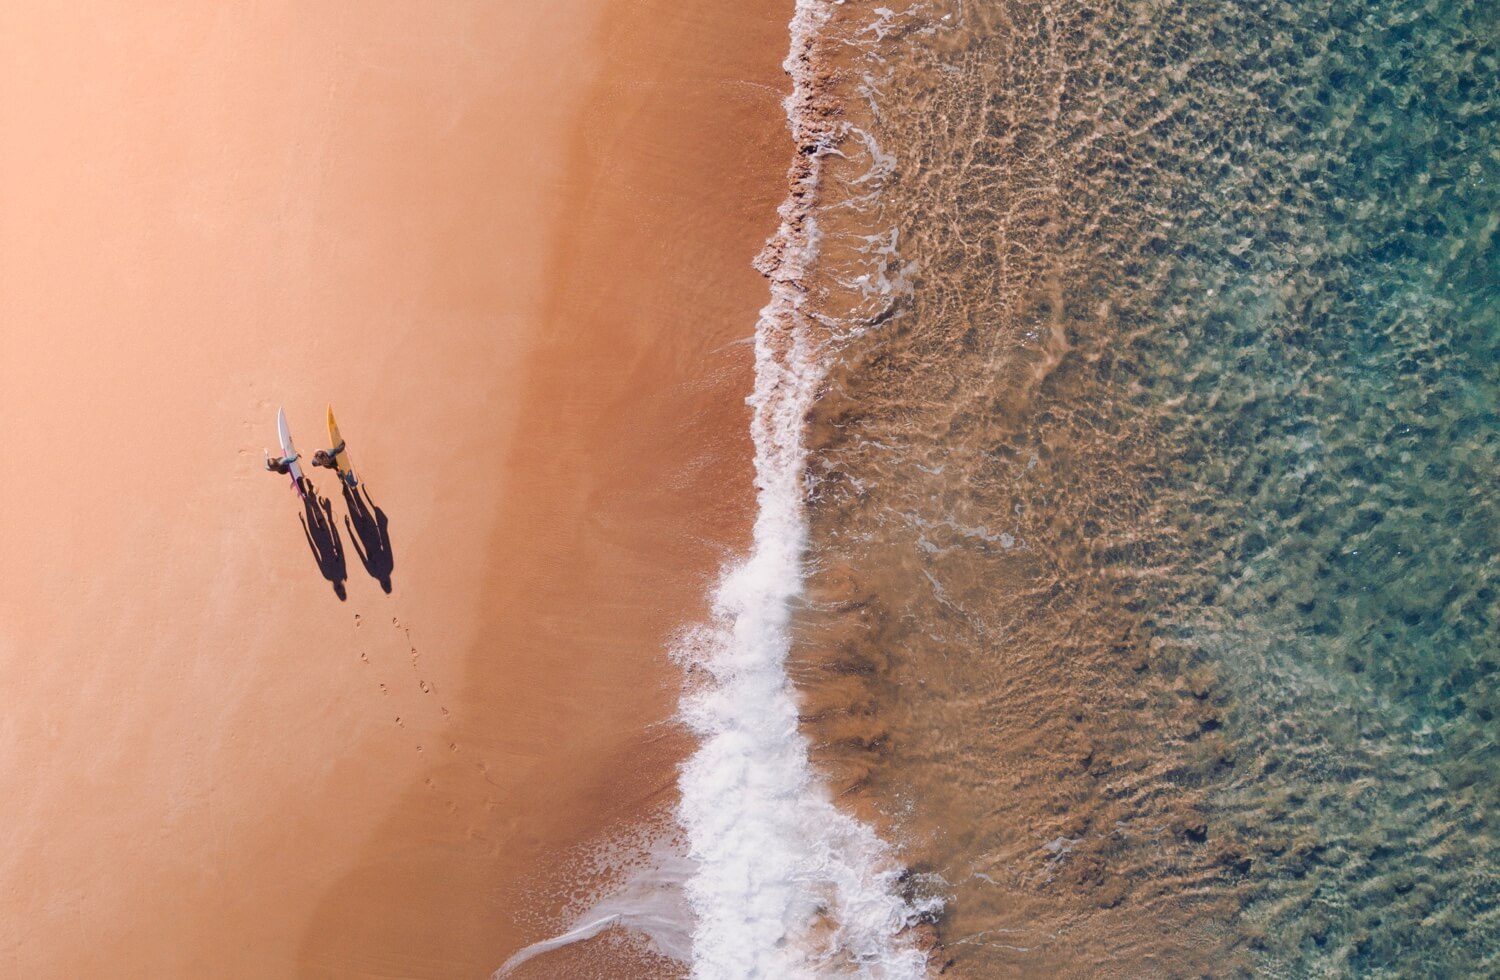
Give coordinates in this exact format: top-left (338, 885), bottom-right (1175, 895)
top-left (418, 680), bottom-right (432, 694)
top-left (395, 716), bottom-right (404, 728)
top-left (379, 683), bottom-right (388, 695)
top-left (440, 707), bottom-right (451, 720)
top-left (354, 614), bottom-right (362, 628)
top-left (359, 651), bottom-right (369, 664)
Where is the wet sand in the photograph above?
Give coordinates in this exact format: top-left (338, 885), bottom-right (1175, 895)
top-left (0, 1), bottom-right (790, 976)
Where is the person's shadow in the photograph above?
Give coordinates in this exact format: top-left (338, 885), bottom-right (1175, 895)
top-left (300, 486), bottom-right (349, 601)
top-left (343, 483), bottom-right (394, 593)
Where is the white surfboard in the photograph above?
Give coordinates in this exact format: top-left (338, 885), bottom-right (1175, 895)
top-left (277, 406), bottom-right (307, 496)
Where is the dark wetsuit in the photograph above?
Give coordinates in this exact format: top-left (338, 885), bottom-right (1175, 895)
top-left (312, 441), bottom-right (346, 470)
top-left (265, 453), bottom-right (297, 474)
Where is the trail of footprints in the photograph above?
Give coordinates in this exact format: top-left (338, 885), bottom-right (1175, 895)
top-left (357, 613), bottom-right (440, 716)
top-left (352, 612), bottom-right (490, 806)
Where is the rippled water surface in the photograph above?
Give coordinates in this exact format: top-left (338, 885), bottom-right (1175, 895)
top-left (788, 0), bottom-right (1498, 975)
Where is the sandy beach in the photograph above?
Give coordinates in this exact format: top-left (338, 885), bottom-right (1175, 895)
top-left (0, 1), bottom-right (790, 976)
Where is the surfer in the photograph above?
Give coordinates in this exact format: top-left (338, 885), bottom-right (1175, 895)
top-left (310, 441), bottom-right (346, 471)
top-left (264, 450), bottom-right (299, 475)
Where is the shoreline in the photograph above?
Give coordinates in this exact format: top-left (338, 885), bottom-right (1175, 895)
top-left (667, 2), bottom-right (940, 975)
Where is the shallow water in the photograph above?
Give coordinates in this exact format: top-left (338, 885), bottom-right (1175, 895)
top-left (785, 0), bottom-right (1498, 975)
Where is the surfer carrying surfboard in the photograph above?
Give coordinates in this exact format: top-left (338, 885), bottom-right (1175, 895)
top-left (316, 405), bottom-right (360, 489)
top-left (268, 407), bottom-right (312, 499)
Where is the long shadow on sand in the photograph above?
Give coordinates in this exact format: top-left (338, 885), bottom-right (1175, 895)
top-left (342, 483), bottom-right (394, 593)
top-left (300, 486), bottom-right (348, 601)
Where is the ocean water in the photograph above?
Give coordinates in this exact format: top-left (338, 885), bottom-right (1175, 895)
top-left (779, 0), bottom-right (1497, 977)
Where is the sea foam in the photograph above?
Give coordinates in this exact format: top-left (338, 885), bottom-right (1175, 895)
top-left (670, 2), bottom-right (936, 976)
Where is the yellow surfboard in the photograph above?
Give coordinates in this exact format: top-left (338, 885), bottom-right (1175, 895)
top-left (326, 404), bottom-right (359, 488)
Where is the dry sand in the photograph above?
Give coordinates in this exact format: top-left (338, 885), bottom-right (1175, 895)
top-left (0, 1), bottom-right (790, 975)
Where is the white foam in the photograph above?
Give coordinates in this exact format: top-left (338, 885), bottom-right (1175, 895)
top-left (671, 1), bottom-right (938, 976)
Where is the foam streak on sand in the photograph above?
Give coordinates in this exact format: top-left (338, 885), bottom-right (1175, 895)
top-left (672, 2), bottom-right (935, 976)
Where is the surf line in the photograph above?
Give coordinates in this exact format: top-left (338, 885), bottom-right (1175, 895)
top-left (495, 2), bottom-right (935, 976)
top-left (672, 1), bottom-right (937, 976)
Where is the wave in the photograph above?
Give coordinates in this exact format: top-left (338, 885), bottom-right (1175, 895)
top-left (671, 3), bottom-right (937, 977)
top-left (496, 2), bottom-right (937, 977)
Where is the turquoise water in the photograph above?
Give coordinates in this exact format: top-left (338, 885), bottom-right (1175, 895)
top-left (790, 0), bottom-right (1498, 973)
top-left (1146, 0), bottom-right (1499, 971)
